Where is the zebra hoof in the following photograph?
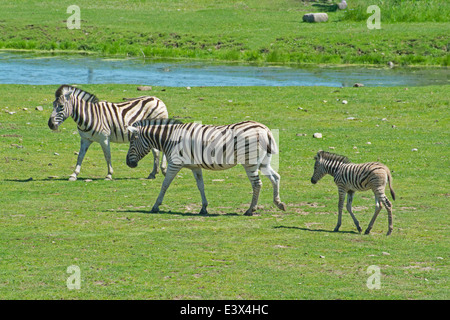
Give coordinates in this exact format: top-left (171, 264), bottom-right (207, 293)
top-left (147, 174), bottom-right (156, 180)
top-left (364, 229), bottom-right (371, 235)
top-left (151, 206), bottom-right (159, 213)
top-left (68, 175), bottom-right (77, 182)
top-left (244, 209), bottom-right (255, 216)
top-left (199, 208), bottom-right (208, 215)
top-left (278, 202), bottom-right (287, 211)
top-left (105, 176), bottom-right (113, 181)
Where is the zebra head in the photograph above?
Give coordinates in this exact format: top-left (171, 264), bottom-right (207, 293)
top-left (311, 151), bottom-right (328, 184)
top-left (48, 85), bottom-right (75, 131)
top-left (126, 124), bottom-right (152, 168)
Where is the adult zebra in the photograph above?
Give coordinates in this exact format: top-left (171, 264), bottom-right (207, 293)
top-left (126, 119), bottom-right (287, 215)
top-left (311, 151), bottom-right (395, 235)
top-left (48, 85), bottom-right (168, 181)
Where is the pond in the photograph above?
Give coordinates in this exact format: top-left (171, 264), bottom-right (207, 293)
top-left (0, 51), bottom-right (448, 87)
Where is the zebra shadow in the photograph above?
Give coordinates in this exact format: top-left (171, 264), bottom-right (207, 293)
top-left (274, 225), bottom-right (359, 235)
top-left (114, 209), bottom-right (240, 217)
top-left (4, 177), bottom-right (145, 182)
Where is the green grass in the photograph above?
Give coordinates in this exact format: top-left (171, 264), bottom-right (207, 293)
top-left (0, 0), bottom-right (449, 66)
top-left (0, 84), bottom-right (448, 299)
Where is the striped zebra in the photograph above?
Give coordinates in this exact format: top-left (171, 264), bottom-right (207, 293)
top-left (126, 119), bottom-right (287, 215)
top-left (48, 85), bottom-right (168, 181)
top-left (311, 151), bottom-right (395, 235)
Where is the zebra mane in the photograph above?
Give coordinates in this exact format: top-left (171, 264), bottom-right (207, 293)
top-left (55, 85), bottom-right (99, 104)
top-left (316, 150), bottom-right (351, 164)
top-left (132, 118), bottom-right (184, 128)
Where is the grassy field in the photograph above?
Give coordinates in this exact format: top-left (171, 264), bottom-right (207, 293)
top-left (0, 84), bottom-right (448, 299)
top-left (0, 0), bottom-right (449, 66)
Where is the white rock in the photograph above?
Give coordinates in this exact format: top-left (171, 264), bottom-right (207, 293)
top-left (35, 106), bottom-right (44, 111)
top-left (302, 13), bottom-right (328, 23)
top-left (313, 133), bottom-right (323, 139)
top-left (412, 148), bottom-right (418, 152)
top-left (342, 100), bottom-right (348, 104)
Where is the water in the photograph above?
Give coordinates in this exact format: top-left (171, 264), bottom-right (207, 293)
top-left (0, 51), bottom-right (448, 87)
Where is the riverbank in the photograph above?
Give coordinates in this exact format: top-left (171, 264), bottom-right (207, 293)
top-left (0, 0), bottom-right (448, 66)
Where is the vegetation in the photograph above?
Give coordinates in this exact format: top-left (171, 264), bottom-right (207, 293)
top-left (0, 84), bottom-right (448, 299)
top-left (0, 0), bottom-right (448, 65)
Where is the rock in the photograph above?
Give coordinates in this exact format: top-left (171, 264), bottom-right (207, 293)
top-left (8, 111), bottom-right (16, 115)
top-left (353, 83), bottom-right (364, 87)
top-left (412, 148), bottom-right (418, 152)
top-left (296, 133), bottom-right (307, 136)
top-left (342, 100), bottom-right (348, 104)
top-left (313, 133), bottom-right (323, 139)
top-left (303, 13), bottom-right (328, 23)
top-left (337, 0), bottom-right (347, 10)
top-left (186, 86), bottom-right (191, 90)
top-left (35, 106), bottom-right (44, 111)
top-left (387, 61), bottom-right (394, 68)
top-left (137, 86), bottom-right (152, 91)
top-left (346, 117), bottom-right (356, 120)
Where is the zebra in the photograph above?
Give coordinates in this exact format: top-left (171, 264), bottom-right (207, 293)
top-left (48, 85), bottom-right (168, 181)
top-left (125, 118), bottom-right (287, 215)
top-left (311, 151), bottom-right (396, 235)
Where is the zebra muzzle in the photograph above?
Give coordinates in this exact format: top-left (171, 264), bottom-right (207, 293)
top-left (126, 157), bottom-right (138, 168)
top-left (48, 118), bottom-right (60, 131)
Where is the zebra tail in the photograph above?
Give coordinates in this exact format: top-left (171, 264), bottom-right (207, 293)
top-left (265, 129), bottom-right (278, 155)
top-left (387, 168), bottom-right (396, 201)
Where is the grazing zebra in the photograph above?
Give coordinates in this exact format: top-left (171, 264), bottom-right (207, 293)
top-left (48, 85), bottom-right (168, 181)
top-left (126, 119), bottom-right (287, 215)
top-left (311, 151), bottom-right (396, 235)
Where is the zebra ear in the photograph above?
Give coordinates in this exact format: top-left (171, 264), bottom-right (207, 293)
top-left (127, 126), bottom-right (139, 135)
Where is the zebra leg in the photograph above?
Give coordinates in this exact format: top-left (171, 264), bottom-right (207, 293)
top-left (99, 137), bottom-right (113, 180)
top-left (243, 165), bottom-right (262, 216)
top-left (192, 168), bottom-right (208, 215)
top-left (334, 189), bottom-right (346, 232)
top-left (346, 191), bottom-right (362, 233)
top-left (160, 152), bottom-right (167, 176)
top-left (381, 195), bottom-right (394, 236)
top-left (70, 138), bottom-right (93, 181)
top-left (151, 163), bottom-right (182, 213)
top-left (147, 148), bottom-right (159, 179)
top-left (365, 195), bottom-right (383, 235)
top-left (260, 163), bottom-right (286, 211)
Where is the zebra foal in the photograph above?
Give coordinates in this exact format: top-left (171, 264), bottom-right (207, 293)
top-left (311, 151), bottom-right (396, 235)
top-left (48, 85), bottom-right (168, 181)
top-left (126, 119), bottom-right (287, 215)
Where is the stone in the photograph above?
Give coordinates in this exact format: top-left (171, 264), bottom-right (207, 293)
top-left (302, 13), bottom-right (328, 23)
top-left (313, 133), bottom-right (323, 139)
top-left (137, 86), bottom-right (152, 91)
top-left (353, 83), bottom-right (364, 87)
top-left (337, 0), bottom-right (347, 10)
top-left (35, 106), bottom-right (44, 111)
